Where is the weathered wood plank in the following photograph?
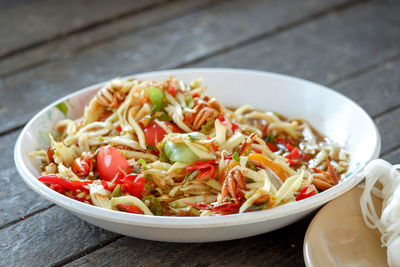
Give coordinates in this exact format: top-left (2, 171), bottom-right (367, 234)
top-left (0, 0), bottom-right (218, 78)
top-left (0, 206), bottom-right (119, 266)
top-left (194, 0), bottom-right (400, 94)
top-left (0, 130), bottom-right (51, 228)
top-left (0, 0), bottom-right (165, 57)
top-left (65, 213), bottom-right (315, 267)
top-left (333, 59), bottom-right (400, 117)
top-left (375, 107), bottom-right (400, 155)
top-left (383, 147), bottom-right (400, 164)
top-left (0, 0), bottom-right (350, 134)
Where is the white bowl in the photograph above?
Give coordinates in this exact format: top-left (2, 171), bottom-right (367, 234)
top-left (14, 68), bottom-right (380, 242)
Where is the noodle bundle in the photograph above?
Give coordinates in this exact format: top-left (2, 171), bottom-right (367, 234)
top-left (360, 160), bottom-right (400, 267)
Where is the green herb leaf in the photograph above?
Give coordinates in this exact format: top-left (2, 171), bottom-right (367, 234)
top-left (199, 120), bottom-right (214, 134)
top-left (233, 152), bottom-right (240, 162)
top-left (264, 134), bottom-right (276, 143)
top-left (111, 184), bottom-right (121, 197)
top-left (246, 162), bottom-right (257, 172)
top-left (188, 134), bottom-right (201, 142)
top-left (158, 111), bottom-right (171, 121)
top-left (148, 86), bottom-right (165, 111)
top-left (186, 95), bottom-right (194, 108)
top-left (190, 78), bottom-right (202, 89)
top-left (246, 178), bottom-right (255, 183)
top-left (146, 145), bottom-right (157, 151)
top-left (138, 158), bottom-right (147, 170)
top-left (142, 195), bottom-right (162, 215)
top-left (144, 183), bottom-right (152, 195)
top-left (55, 102), bottom-right (68, 116)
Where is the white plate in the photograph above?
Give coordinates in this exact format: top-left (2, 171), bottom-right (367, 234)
top-left (14, 68), bottom-right (380, 242)
top-left (304, 186), bottom-right (387, 267)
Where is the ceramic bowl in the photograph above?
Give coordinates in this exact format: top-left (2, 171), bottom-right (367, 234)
top-left (14, 68), bottom-right (380, 242)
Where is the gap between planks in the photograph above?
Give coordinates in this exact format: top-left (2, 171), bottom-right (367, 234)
top-left (0, 0), bottom-right (178, 61)
top-left (0, 0), bottom-right (364, 80)
top-left (0, 0), bottom-right (228, 79)
top-left (50, 235), bottom-right (123, 267)
top-left (175, 0), bottom-right (370, 68)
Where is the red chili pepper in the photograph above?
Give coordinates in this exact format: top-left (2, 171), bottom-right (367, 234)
top-left (218, 116), bottom-right (229, 125)
top-left (277, 138), bottom-right (285, 145)
top-left (116, 125), bottom-right (122, 132)
top-left (46, 147), bottom-right (54, 163)
top-left (262, 125), bottom-right (269, 136)
top-left (295, 186), bottom-right (316, 201)
top-left (231, 123), bottom-right (239, 133)
top-left (206, 136), bottom-right (218, 152)
top-left (285, 143), bottom-right (294, 152)
top-left (186, 161), bottom-right (216, 179)
top-left (210, 142), bottom-right (218, 152)
top-left (266, 143), bottom-right (278, 152)
top-left (101, 180), bottom-right (110, 190)
top-left (111, 171), bottom-right (126, 184)
top-left (192, 160), bottom-right (217, 165)
top-left (117, 204), bottom-right (144, 214)
top-left (38, 175), bottom-right (93, 192)
top-left (167, 86), bottom-right (176, 97)
top-left (50, 183), bottom-right (64, 193)
top-left (192, 92), bottom-right (199, 98)
top-left (286, 147), bottom-right (299, 159)
top-left (218, 116), bottom-right (239, 133)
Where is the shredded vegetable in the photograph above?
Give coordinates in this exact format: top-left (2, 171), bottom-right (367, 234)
top-left (31, 76), bottom-right (349, 216)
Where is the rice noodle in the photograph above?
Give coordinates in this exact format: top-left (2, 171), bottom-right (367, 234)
top-left (360, 160), bottom-right (400, 267)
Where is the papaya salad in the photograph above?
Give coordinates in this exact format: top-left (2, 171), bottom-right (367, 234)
top-left (30, 76), bottom-right (350, 216)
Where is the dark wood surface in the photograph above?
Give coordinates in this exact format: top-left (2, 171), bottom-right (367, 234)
top-left (1, 0), bottom-right (399, 266)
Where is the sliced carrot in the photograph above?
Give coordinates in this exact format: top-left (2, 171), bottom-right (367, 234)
top-left (248, 153), bottom-right (286, 181)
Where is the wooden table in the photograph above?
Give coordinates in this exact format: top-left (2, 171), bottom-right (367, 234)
top-left (1, 0), bottom-right (399, 266)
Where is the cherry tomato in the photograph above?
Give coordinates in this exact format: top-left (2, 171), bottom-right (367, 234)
top-left (143, 122), bottom-right (180, 147)
top-left (97, 146), bottom-right (129, 181)
top-left (121, 174), bottom-right (146, 198)
top-left (72, 155), bottom-right (93, 177)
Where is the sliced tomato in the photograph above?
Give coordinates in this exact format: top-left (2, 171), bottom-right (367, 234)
top-left (97, 145), bottom-right (129, 181)
top-left (72, 155), bottom-right (93, 177)
top-left (143, 122), bottom-right (180, 147)
top-left (120, 174), bottom-right (146, 198)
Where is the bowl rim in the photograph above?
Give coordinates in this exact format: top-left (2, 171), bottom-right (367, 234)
top-left (14, 68), bottom-right (381, 229)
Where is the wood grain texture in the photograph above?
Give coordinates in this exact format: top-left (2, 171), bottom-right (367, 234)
top-left (375, 107), bottom-right (400, 155)
top-left (1, 0), bottom-right (400, 266)
top-left (383, 148), bottom-right (400, 164)
top-left (194, 0), bottom-right (400, 87)
top-left (0, 130), bottom-right (51, 228)
top-left (333, 59), bottom-right (400, 117)
top-left (0, 0), bottom-right (165, 57)
top-left (0, 206), bottom-right (119, 266)
top-left (65, 213), bottom-right (315, 267)
top-left (0, 0), bottom-right (218, 78)
top-left (0, 0), bottom-right (350, 134)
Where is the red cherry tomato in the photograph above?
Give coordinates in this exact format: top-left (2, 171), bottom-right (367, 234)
top-left (121, 174), bottom-right (146, 198)
top-left (72, 155), bottom-right (93, 177)
top-left (97, 146), bottom-right (129, 181)
top-left (143, 122), bottom-right (180, 147)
